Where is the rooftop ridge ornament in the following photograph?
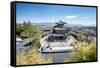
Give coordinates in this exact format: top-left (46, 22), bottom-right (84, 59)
top-left (60, 18), bottom-right (62, 22)
top-left (56, 19), bottom-right (66, 24)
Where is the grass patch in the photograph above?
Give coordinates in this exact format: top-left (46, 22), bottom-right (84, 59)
top-left (16, 47), bottom-right (52, 65)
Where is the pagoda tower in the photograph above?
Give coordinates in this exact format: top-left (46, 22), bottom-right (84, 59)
top-left (48, 20), bottom-right (67, 41)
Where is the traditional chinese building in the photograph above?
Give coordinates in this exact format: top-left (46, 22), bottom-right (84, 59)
top-left (39, 20), bottom-right (75, 52)
top-left (48, 20), bottom-right (67, 41)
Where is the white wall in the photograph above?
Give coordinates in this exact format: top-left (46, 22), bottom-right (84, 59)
top-left (0, 0), bottom-right (99, 68)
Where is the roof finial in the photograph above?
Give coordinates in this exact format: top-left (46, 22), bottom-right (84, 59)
top-left (60, 18), bottom-right (61, 21)
top-left (60, 18), bottom-right (62, 22)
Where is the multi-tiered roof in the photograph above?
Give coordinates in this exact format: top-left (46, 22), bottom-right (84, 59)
top-left (49, 20), bottom-right (67, 41)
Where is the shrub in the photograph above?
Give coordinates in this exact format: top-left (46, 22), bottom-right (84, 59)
top-left (64, 42), bottom-right (97, 62)
top-left (16, 47), bottom-right (52, 65)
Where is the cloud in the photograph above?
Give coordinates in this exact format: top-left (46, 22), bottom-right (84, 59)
top-left (83, 17), bottom-right (90, 19)
top-left (65, 15), bottom-right (78, 19)
top-left (83, 16), bottom-right (94, 19)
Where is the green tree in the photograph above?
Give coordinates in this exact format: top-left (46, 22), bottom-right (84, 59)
top-left (16, 23), bottom-right (24, 36)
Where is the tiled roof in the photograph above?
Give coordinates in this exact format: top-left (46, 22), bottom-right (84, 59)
top-left (17, 38), bottom-right (34, 46)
